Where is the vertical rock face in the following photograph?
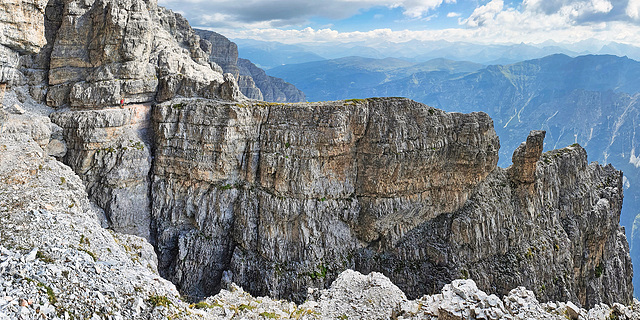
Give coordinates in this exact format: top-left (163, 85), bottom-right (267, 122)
top-left (45, 0), bottom-right (237, 108)
top-left (366, 131), bottom-right (632, 307)
top-left (45, 0), bottom-right (241, 240)
top-left (0, 0), bottom-right (47, 54)
top-left (151, 100), bottom-right (632, 308)
top-left (509, 130), bottom-right (545, 184)
top-left (237, 74), bottom-right (264, 100)
top-left (50, 104), bottom-right (152, 238)
top-left (150, 97), bottom-right (500, 301)
top-left (194, 29), bottom-right (240, 79)
top-left (0, 0), bottom-right (48, 89)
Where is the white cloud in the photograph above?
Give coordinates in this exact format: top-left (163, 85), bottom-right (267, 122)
top-left (166, 0), bottom-right (640, 47)
top-left (462, 0), bottom-right (504, 27)
top-left (398, 0), bottom-right (451, 18)
top-left (591, 0), bottom-right (614, 13)
top-left (213, 18), bottom-right (640, 46)
top-left (159, 0), bottom-right (453, 27)
top-left (627, 0), bottom-right (640, 19)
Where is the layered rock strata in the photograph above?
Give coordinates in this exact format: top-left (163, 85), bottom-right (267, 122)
top-left (1, 108), bottom-right (637, 319)
top-left (151, 97), bottom-right (500, 300)
top-left (41, 0), bottom-right (241, 238)
top-left (0, 117), bottom-right (191, 320)
top-left (0, 0), bottom-right (633, 312)
top-left (50, 104), bottom-right (153, 238)
top-left (149, 97), bottom-right (632, 307)
top-left (45, 0), bottom-right (240, 108)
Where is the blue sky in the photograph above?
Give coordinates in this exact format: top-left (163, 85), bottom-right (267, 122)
top-left (157, 0), bottom-right (640, 45)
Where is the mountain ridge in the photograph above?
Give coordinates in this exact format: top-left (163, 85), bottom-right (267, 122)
top-left (0, 0), bottom-right (635, 318)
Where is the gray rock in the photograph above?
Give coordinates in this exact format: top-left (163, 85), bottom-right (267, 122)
top-left (150, 97), bottom-right (498, 301)
top-left (0, 0), bottom-right (634, 315)
top-left (237, 75), bottom-right (264, 100)
top-left (194, 29), bottom-right (240, 79)
top-left (45, 0), bottom-right (231, 108)
top-left (0, 0), bottom-right (47, 55)
top-left (149, 98), bottom-right (631, 308)
top-left (307, 270), bottom-right (407, 319)
top-left (6, 103), bottom-right (25, 114)
top-left (50, 104), bottom-right (153, 239)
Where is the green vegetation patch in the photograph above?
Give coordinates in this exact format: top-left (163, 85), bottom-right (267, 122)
top-left (306, 264), bottom-right (328, 280)
top-left (259, 312), bottom-right (278, 319)
top-left (36, 250), bottom-right (55, 263)
top-left (78, 248), bottom-right (97, 262)
top-left (148, 295), bottom-right (173, 308)
top-left (37, 282), bottom-right (57, 305)
top-left (193, 301), bottom-right (222, 309)
top-left (595, 262), bottom-right (604, 278)
top-left (238, 304), bottom-right (256, 311)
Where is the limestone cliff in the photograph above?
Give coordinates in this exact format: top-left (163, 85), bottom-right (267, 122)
top-left (1, 103), bottom-right (637, 320)
top-left (151, 97), bottom-right (499, 301)
top-left (0, 0), bottom-right (633, 313)
top-left (40, 0), bottom-right (242, 238)
top-left (150, 98), bottom-right (632, 307)
top-left (45, 0), bottom-right (240, 108)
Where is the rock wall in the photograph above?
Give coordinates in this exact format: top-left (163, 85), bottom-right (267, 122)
top-left (1, 99), bottom-right (636, 320)
top-left (0, 0), bottom-right (47, 55)
top-left (44, 0), bottom-right (241, 239)
top-left (0, 0), bottom-right (633, 312)
top-left (45, 0), bottom-right (240, 108)
top-left (353, 132), bottom-right (632, 307)
top-left (0, 115), bottom-right (193, 320)
top-left (50, 104), bottom-right (153, 238)
top-left (194, 29), bottom-right (239, 79)
top-left (0, 0), bottom-right (48, 93)
top-left (148, 97), bottom-right (632, 306)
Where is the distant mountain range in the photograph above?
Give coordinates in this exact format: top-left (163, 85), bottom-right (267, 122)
top-left (264, 53), bottom-right (640, 296)
top-left (267, 56), bottom-right (484, 102)
top-left (233, 38), bottom-right (640, 69)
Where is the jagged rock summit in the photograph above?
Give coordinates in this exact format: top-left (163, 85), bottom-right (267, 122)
top-left (0, 0), bottom-right (636, 319)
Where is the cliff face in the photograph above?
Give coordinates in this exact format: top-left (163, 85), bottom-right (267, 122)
top-left (50, 105), bottom-right (153, 238)
top-left (150, 97), bottom-right (499, 301)
top-left (45, 0), bottom-right (240, 108)
top-left (0, 0), bottom-right (633, 313)
top-left (149, 97), bottom-right (632, 306)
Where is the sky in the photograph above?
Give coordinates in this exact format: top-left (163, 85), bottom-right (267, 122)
top-left (157, 0), bottom-right (640, 45)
